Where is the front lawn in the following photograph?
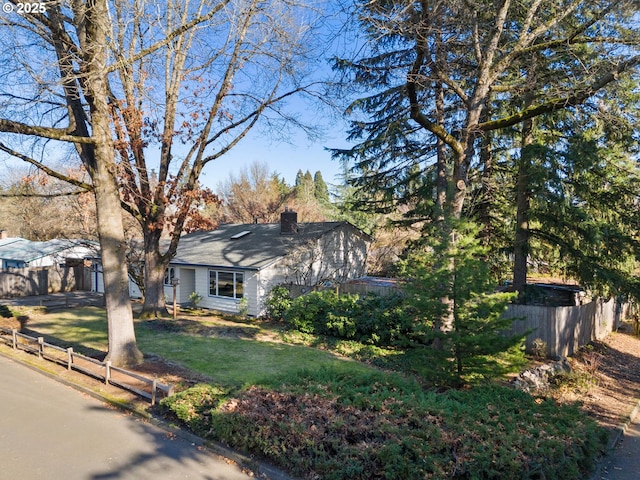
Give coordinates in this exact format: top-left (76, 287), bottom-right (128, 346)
top-left (17, 306), bottom-right (371, 387)
top-left (16, 306), bottom-right (608, 479)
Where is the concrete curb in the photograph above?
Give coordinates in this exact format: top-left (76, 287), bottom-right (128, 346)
top-left (589, 397), bottom-right (640, 480)
top-left (0, 348), bottom-right (295, 480)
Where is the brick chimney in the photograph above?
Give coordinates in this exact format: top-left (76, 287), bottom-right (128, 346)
top-left (280, 207), bottom-right (298, 234)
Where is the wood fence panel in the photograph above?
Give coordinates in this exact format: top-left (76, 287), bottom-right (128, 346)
top-left (504, 298), bottom-right (624, 358)
top-left (0, 268), bottom-right (47, 297)
top-left (339, 283), bottom-right (401, 297)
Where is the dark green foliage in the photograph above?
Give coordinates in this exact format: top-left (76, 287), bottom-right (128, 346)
top-left (264, 286), bottom-right (293, 320)
top-left (526, 103), bottom-right (640, 298)
top-left (283, 290), bottom-right (409, 346)
top-left (156, 384), bottom-right (229, 433)
top-left (399, 219), bottom-right (526, 385)
top-left (313, 171), bottom-right (329, 203)
top-left (0, 304), bottom-right (13, 318)
top-left (160, 369), bottom-right (607, 480)
top-left (294, 169), bottom-right (315, 201)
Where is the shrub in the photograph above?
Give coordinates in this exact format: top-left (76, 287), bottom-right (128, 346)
top-left (264, 285), bottom-right (293, 320)
top-left (188, 291), bottom-right (203, 308)
top-left (283, 290), bottom-right (411, 346)
top-left (157, 383), bottom-right (228, 434)
top-left (161, 372), bottom-right (607, 480)
top-left (0, 304), bottom-right (13, 318)
top-left (283, 290), bottom-right (330, 333)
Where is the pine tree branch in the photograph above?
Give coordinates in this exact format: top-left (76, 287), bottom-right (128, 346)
top-left (479, 55), bottom-right (640, 132)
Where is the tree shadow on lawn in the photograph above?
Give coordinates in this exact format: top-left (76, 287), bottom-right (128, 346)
top-left (20, 325), bottom-right (108, 360)
top-left (145, 318), bottom-right (261, 340)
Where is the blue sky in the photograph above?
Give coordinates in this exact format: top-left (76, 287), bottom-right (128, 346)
top-left (197, 126), bottom-right (349, 191)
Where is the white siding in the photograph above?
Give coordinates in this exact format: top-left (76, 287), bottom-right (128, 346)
top-left (279, 224), bottom-right (369, 286)
top-left (178, 266), bottom-right (260, 316)
top-left (256, 263), bottom-right (288, 316)
top-left (178, 268), bottom-right (197, 303)
top-left (92, 261), bottom-right (143, 298)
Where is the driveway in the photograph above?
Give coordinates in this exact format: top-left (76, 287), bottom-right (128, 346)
top-left (0, 354), bottom-right (254, 480)
top-left (1, 291), bottom-right (105, 308)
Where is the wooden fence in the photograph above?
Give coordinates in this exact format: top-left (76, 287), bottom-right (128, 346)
top-left (0, 268), bottom-right (48, 297)
top-left (503, 298), bottom-right (629, 358)
top-left (287, 281), bottom-right (403, 299)
top-left (0, 266), bottom-right (91, 298)
top-left (0, 327), bottom-right (173, 404)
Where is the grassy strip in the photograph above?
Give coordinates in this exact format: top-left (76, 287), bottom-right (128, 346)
top-left (136, 322), bottom-right (372, 387)
top-left (16, 306), bottom-right (373, 387)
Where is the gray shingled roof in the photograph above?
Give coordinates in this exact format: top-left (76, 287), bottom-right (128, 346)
top-left (0, 238), bottom-right (97, 263)
top-left (171, 222), bottom-right (365, 270)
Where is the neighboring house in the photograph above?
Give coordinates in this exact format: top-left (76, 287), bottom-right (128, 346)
top-left (165, 209), bottom-right (371, 317)
top-left (0, 234), bottom-right (98, 296)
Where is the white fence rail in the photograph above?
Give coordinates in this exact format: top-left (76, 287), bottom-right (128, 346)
top-left (0, 327), bottom-right (173, 404)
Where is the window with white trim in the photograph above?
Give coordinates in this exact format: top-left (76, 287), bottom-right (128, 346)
top-left (209, 270), bottom-right (244, 299)
top-left (164, 267), bottom-right (175, 286)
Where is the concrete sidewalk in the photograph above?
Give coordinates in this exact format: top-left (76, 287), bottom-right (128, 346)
top-left (591, 402), bottom-right (640, 480)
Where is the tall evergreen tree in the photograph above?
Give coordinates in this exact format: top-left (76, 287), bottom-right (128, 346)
top-left (313, 171), bottom-right (330, 203)
top-left (333, 0), bottom-right (640, 222)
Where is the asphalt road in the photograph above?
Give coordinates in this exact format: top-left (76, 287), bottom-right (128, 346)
top-left (0, 355), bottom-right (253, 480)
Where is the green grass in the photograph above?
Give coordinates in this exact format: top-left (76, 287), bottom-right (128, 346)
top-left (21, 306), bottom-right (372, 387)
top-left (20, 307), bottom-right (108, 352)
top-left (136, 323), bottom-right (371, 387)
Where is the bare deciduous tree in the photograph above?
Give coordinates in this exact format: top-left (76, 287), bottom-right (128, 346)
top-left (1, 0), bottom-right (334, 329)
top-left (0, 0), bottom-right (146, 366)
top-left (105, 0), bottom-right (332, 317)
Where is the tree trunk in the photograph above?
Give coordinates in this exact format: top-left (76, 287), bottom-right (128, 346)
top-left (435, 82), bottom-right (448, 221)
top-left (513, 116), bottom-right (534, 302)
top-left (85, 0), bottom-right (142, 366)
top-left (433, 76), bottom-right (454, 342)
top-left (93, 158), bottom-right (143, 366)
top-left (512, 54), bottom-right (539, 303)
top-left (139, 247), bottom-right (170, 319)
top-left (478, 107), bottom-right (495, 246)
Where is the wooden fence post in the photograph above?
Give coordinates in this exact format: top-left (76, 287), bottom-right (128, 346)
top-left (37, 337), bottom-right (44, 359)
top-left (11, 329), bottom-right (17, 349)
top-left (67, 347), bottom-right (73, 370)
top-left (151, 377), bottom-right (158, 406)
top-left (105, 360), bottom-right (111, 385)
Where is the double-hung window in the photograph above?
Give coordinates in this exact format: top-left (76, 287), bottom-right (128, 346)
top-left (209, 270), bottom-right (244, 299)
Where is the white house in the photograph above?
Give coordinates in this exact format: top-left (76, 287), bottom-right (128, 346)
top-left (164, 210), bottom-right (371, 317)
